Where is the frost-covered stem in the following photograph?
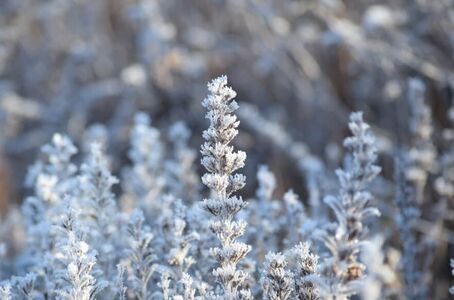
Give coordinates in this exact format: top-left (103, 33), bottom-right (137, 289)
top-left (200, 76), bottom-right (251, 299)
top-left (318, 112), bottom-right (381, 298)
top-left (335, 111), bottom-right (381, 251)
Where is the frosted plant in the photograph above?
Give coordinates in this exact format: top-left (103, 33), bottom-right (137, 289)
top-left (261, 252), bottom-right (294, 300)
top-left (406, 78), bottom-right (436, 204)
top-left (54, 201), bottom-right (107, 300)
top-left (290, 242), bottom-right (319, 300)
top-left (79, 143), bottom-right (120, 277)
top-left (123, 112), bottom-right (165, 213)
top-left (316, 112), bottom-right (381, 299)
top-left (200, 75), bottom-right (251, 299)
top-left (165, 121), bottom-right (200, 203)
top-left (126, 209), bottom-right (157, 300)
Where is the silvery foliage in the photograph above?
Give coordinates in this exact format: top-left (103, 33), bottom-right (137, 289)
top-left (200, 75), bottom-right (251, 299)
top-left (315, 112), bottom-right (381, 299)
top-left (1, 0), bottom-right (454, 296)
top-left (0, 76), bottom-right (391, 299)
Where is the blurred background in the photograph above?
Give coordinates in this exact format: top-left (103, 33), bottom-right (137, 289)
top-left (0, 0), bottom-right (453, 297)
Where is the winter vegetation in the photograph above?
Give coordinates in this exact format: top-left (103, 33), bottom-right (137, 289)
top-left (1, 1), bottom-right (454, 299)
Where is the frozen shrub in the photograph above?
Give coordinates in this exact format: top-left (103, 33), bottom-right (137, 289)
top-left (2, 74), bottom-right (454, 299)
top-left (315, 112), bottom-right (381, 299)
top-left (200, 75), bottom-right (251, 299)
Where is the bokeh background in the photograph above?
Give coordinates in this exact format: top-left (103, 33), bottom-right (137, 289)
top-left (0, 0), bottom-right (453, 297)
